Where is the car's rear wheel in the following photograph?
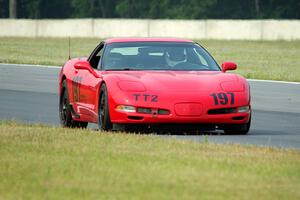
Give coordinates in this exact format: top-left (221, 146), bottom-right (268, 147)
top-left (223, 115), bottom-right (251, 135)
top-left (59, 80), bottom-right (88, 128)
top-left (98, 84), bottom-right (112, 131)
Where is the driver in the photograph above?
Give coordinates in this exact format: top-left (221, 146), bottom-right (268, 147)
top-left (165, 48), bottom-right (187, 67)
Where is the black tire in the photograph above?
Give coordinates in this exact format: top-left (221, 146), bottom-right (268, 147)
top-left (223, 115), bottom-right (251, 135)
top-left (59, 80), bottom-right (88, 128)
top-left (98, 84), bottom-right (112, 131)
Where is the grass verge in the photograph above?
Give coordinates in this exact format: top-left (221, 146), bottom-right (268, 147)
top-left (1, 121), bottom-right (300, 200)
top-left (0, 37), bottom-right (300, 82)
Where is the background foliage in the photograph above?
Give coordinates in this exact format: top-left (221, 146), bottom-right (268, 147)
top-left (0, 0), bottom-right (300, 19)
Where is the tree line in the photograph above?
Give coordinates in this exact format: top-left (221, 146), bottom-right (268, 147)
top-left (1, 0), bottom-right (299, 19)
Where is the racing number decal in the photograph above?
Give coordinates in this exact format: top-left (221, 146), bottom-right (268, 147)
top-left (210, 92), bottom-right (235, 105)
top-left (133, 94), bottom-right (158, 102)
top-left (72, 76), bottom-right (82, 102)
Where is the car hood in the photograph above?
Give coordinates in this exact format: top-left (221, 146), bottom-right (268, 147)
top-left (105, 70), bottom-right (243, 92)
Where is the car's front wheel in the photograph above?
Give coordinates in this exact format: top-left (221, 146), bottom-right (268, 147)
top-left (59, 80), bottom-right (88, 128)
top-left (223, 115), bottom-right (251, 135)
top-left (98, 84), bottom-right (112, 131)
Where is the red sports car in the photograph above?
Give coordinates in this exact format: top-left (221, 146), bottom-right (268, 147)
top-left (59, 38), bottom-right (251, 134)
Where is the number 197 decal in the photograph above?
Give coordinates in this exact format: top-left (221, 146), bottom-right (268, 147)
top-left (210, 92), bottom-right (235, 105)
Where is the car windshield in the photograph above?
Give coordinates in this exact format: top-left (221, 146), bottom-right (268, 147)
top-left (102, 42), bottom-right (220, 71)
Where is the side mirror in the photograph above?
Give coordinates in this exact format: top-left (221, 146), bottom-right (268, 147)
top-left (74, 61), bottom-right (92, 70)
top-left (221, 62), bottom-right (237, 72)
top-left (74, 61), bottom-right (100, 78)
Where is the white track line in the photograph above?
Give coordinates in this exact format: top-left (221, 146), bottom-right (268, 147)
top-left (0, 63), bottom-right (60, 69)
top-left (1, 63), bottom-right (300, 85)
top-left (247, 79), bottom-right (300, 85)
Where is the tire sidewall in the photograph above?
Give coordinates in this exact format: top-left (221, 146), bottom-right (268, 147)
top-left (59, 80), bottom-right (72, 127)
top-left (98, 84), bottom-right (112, 131)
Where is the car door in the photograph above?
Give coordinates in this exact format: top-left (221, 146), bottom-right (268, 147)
top-left (75, 43), bottom-right (105, 122)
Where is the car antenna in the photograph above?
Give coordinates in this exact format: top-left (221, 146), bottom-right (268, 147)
top-left (68, 36), bottom-right (71, 60)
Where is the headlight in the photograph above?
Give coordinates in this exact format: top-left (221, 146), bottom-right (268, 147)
top-left (117, 81), bottom-right (146, 92)
top-left (238, 106), bottom-right (250, 113)
top-left (116, 105), bottom-right (136, 113)
top-left (220, 81), bottom-right (245, 92)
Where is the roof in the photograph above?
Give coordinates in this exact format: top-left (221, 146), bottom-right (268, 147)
top-left (105, 37), bottom-right (194, 44)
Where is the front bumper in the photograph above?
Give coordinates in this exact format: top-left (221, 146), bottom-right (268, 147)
top-left (108, 89), bottom-right (251, 125)
top-left (111, 107), bottom-right (251, 125)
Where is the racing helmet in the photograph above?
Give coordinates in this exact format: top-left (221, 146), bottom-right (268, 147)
top-left (165, 48), bottom-right (187, 67)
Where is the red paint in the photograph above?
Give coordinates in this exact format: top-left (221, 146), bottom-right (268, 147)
top-left (221, 61), bottom-right (237, 72)
top-left (59, 38), bottom-right (251, 127)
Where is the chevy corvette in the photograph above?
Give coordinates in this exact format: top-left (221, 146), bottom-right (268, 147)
top-left (59, 38), bottom-right (251, 134)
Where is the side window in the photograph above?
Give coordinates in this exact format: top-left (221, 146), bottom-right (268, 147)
top-left (96, 48), bottom-right (104, 70)
top-left (89, 44), bottom-right (104, 69)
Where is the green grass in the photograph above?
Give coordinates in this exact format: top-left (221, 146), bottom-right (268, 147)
top-left (201, 40), bottom-right (300, 82)
top-left (1, 121), bottom-right (300, 200)
top-left (0, 37), bottom-right (299, 81)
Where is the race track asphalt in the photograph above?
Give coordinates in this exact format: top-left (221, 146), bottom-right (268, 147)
top-left (1, 63), bottom-right (300, 149)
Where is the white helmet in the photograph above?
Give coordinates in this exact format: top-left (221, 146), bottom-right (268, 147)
top-left (165, 48), bottom-right (187, 67)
